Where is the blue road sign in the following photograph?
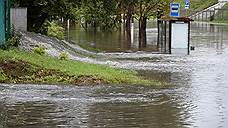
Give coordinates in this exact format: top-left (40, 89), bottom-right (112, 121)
top-left (170, 3), bottom-right (180, 17)
top-left (185, 0), bottom-right (190, 9)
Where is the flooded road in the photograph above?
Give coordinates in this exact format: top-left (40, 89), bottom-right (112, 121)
top-left (1, 22), bottom-right (228, 128)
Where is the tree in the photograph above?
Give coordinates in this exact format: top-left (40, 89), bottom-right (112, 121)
top-left (78, 0), bottom-right (119, 30)
top-left (135, 0), bottom-right (169, 48)
top-left (12, 0), bottom-right (78, 33)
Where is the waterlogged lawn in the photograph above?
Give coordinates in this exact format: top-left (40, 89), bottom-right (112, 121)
top-left (0, 49), bottom-right (151, 85)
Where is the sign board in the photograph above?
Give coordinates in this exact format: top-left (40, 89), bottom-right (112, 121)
top-left (185, 0), bottom-right (190, 9)
top-left (171, 23), bottom-right (188, 49)
top-left (170, 3), bottom-right (180, 17)
top-left (171, 22), bottom-right (189, 54)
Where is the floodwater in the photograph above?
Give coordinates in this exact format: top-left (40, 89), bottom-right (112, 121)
top-left (66, 22), bottom-right (158, 52)
top-left (1, 22), bottom-right (228, 128)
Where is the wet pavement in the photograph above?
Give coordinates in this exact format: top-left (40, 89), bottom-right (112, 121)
top-left (1, 22), bottom-right (228, 128)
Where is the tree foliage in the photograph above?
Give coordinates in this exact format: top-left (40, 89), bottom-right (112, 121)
top-left (12, 0), bottom-right (169, 32)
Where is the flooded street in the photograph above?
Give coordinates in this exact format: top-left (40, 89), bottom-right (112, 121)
top-left (1, 22), bottom-right (228, 128)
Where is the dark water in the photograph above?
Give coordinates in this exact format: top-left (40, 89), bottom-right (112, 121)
top-left (67, 22), bottom-right (158, 52)
top-left (1, 22), bottom-right (228, 128)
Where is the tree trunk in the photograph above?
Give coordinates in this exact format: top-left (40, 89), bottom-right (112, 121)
top-left (126, 24), bottom-right (131, 49)
top-left (138, 17), bottom-right (147, 48)
top-left (141, 17), bottom-right (147, 48)
top-left (125, 5), bottom-right (132, 35)
top-left (125, 6), bottom-right (133, 49)
top-left (138, 17), bottom-right (142, 48)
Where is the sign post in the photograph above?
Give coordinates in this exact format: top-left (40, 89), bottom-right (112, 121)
top-left (170, 3), bottom-right (180, 17)
top-left (185, 0), bottom-right (190, 9)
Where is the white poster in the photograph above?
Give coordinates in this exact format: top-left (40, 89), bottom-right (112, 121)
top-left (171, 23), bottom-right (188, 49)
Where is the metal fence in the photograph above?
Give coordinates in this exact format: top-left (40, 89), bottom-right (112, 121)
top-left (191, 8), bottom-right (228, 21)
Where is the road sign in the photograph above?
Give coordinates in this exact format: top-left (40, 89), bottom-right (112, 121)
top-left (170, 3), bottom-right (180, 17)
top-left (185, 0), bottom-right (190, 9)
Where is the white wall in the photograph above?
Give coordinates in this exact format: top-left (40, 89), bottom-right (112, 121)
top-left (11, 8), bottom-right (27, 31)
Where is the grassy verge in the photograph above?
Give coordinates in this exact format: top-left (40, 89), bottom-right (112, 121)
top-left (0, 48), bottom-right (151, 85)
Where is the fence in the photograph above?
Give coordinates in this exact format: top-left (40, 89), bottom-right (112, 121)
top-left (191, 8), bottom-right (228, 21)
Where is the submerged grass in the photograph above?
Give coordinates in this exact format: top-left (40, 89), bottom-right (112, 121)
top-left (0, 49), bottom-right (152, 85)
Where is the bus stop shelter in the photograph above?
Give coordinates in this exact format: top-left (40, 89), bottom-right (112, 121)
top-left (157, 17), bottom-right (193, 54)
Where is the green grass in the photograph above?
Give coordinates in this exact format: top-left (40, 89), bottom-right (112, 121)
top-left (0, 48), bottom-right (151, 85)
top-left (0, 69), bottom-right (6, 81)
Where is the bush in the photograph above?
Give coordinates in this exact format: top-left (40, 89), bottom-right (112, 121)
top-left (33, 47), bottom-right (46, 55)
top-left (0, 28), bottom-right (21, 50)
top-left (59, 52), bottom-right (69, 60)
top-left (47, 22), bottom-right (64, 40)
top-left (0, 70), bottom-right (6, 82)
top-left (7, 35), bottom-right (20, 47)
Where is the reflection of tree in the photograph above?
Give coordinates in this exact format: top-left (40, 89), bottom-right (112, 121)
top-left (87, 94), bottom-right (186, 128)
top-left (0, 102), bottom-right (7, 128)
top-left (0, 101), bottom-right (65, 127)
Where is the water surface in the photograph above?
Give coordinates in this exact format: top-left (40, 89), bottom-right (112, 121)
top-left (1, 22), bottom-right (228, 128)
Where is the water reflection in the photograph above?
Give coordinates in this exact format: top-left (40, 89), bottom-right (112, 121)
top-left (67, 22), bottom-right (158, 52)
top-left (191, 23), bottom-right (227, 52)
top-left (0, 101), bottom-right (67, 127)
top-left (88, 99), bottom-right (183, 128)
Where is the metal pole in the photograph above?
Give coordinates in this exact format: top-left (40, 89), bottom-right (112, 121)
top-left (6, 0), bottom-right (11, 39)
top-left (0, 0), bottom-right (5, 44)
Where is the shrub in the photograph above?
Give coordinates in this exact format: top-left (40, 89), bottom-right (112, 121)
top-left (47, 22), bottom-right (64, 40)
top-left (0, 70), bottom-right (6, 82)
top-left (0, 28), bottom-right (21, 50)
top-left (33, 47), bottom-right (46, 55)
top-left (7, 35), bottom-right (20, 47)
top-left (59, 52), bottom-right (69, 60)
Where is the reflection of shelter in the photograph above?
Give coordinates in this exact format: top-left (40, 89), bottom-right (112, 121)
top-left (0, 0), bottom-right (11, 44)
top-left (158, 17), bottom-right (193, 54)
